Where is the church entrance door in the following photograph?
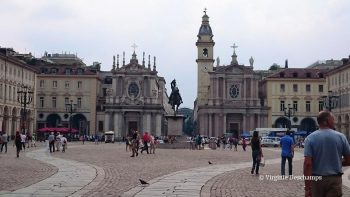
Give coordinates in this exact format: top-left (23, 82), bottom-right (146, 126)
top-left (128, 121), bottom-right (138, 136)
top-left (229, 123), bottom-right (239, 138)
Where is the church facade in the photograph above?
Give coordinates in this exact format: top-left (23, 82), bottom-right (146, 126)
top-left (194, 11), bottom-right (269, 138)
top-left (98, 51), bottom-right (171, 138)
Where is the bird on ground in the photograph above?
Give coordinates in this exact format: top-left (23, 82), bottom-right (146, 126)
top-left (139, 179), bottom-right (149, 185)
top-left (208, 161), bottom-right (213, 165)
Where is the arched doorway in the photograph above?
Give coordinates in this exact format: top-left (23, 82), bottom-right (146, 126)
top-left (275, 117), bottom-right (290, 129)
top-left (72, 114), bottom-right (87, 135)
top-left (2, 106), bottom-right (9, 134)
top-left (300, 118), bottom-right (317, 134)
top-left (46, 114), bottom-right (61, 127)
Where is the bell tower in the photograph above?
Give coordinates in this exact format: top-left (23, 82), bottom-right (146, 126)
top-left (196, 9), bottom-right (215, 106)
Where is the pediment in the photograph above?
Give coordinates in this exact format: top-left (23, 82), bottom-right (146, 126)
top-left (117, 63), bottom-right (151, 73)
top-left (215, 65), bottom-right (253, 74)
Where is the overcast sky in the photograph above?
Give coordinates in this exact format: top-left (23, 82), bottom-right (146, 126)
top-left (1, 0), bottom-right (349, 108)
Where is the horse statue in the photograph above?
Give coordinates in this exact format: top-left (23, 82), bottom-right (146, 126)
top-left (168, 79), bottom-right (183, 115)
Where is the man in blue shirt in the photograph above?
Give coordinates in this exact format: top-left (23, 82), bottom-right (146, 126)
top-left (280, 130), bottom-right (294, 176)
top-left (304, 111), bottom-right (350, 197)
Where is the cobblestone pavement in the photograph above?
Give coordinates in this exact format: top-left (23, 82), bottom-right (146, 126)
top-left (2, 142), bottom-right (350, 197)
top-left (0, 142), bottom-right (57, 192)
top-left (201, 150), bottom-right (350, 197)
top-left (53, 142), bottom-right (280, 196)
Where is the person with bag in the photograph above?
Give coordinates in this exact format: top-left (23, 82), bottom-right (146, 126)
top-left (251, 131), bottom-right (263, 175)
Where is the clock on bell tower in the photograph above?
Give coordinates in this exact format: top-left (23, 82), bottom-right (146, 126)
top-left (196, 9), bottom-right (215, 106)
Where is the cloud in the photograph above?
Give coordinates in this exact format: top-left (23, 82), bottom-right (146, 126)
top-left (1, 0), bottom-right (349, 108)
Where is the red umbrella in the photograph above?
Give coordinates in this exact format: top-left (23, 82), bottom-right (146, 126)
top-left (37, 127), bottom-right (78, 133)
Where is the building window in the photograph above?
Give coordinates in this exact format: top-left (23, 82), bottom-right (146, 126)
top-left (53, 81), bottom-right (57, 88)
top-left (293, 72), bottom-right (298, 78)
top-left (306, 73), bottom-right (311, 78)
top-left (0, 84), bottom-right (2, 99)
top-left (65, 97), bottom-right (69, 104)
top-left (319, 101), bottom-right (324, 112)
top-left (78, 81), bottom-right (82, 88)
top-left (293, 101), bottom-right (298, 112)
top-left (9, 86), bottom-right (12, 101)
top-left (280, 72), bottom-right (285, 78)
top-left (293, 84), bottom-right (298, 92)
top-left (319, 85), bottom-right (323, 92)
top-left (280, 84), bottom-right (285, 92)
top-left (65, 81), bottom-right (70, 88)
top-left (40, 80), bottom-right (44, 88)
top-left (52, 97), bottom-right (57, 108)
top-left (98, 121), bottom-right (104, 132)
top-left (65, 68), bottom-right (71, 75)
top-left (40, 97), bottom-right (44, 108)
top-left (13, 87), bottom-right (15, 101)
top-left (306, 101), bottom-right (311, 112)
top-left (77, 97), bottom-right (82, 108)
top-left (280, 100), bottom-right (285, 111)
top-left (77, 68), bottom-right (83, 75)
top-left (306, 84), bottom-right (311, 92)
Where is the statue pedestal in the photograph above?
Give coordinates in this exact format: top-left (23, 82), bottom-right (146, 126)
top-left (165, 115), bottom-right (185, 136)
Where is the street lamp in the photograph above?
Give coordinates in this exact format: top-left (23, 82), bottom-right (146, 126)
top-left (322, 91), bottom-right (339, 112)
top-left (65, 100), bottom-right (77, 139)
top-left (17, 86), bottom-right (34, 134)
top-left (284, 103), bottom-right (295, 131)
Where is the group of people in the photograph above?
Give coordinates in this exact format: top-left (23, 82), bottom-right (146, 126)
top-left (1, 131), bottom-right (36, 158)
top-left (250, 111), bottom-right (350, 197)
top-left (127, 131), bottom-right (158, 157)
top-left (47, 132), bottom-right (68, 153)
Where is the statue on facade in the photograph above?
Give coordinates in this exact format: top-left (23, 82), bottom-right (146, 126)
top-left (168, 79), bottom-right (183, 114)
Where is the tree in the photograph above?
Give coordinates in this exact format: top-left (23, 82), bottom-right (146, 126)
top-left (269, 63), bottom-right (281, 71)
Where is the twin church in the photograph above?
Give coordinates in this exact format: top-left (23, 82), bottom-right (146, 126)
top-left (105, 10), bottom-right (268, 138)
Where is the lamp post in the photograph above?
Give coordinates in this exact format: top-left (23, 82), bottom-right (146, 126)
top-left (322, 91), bottom-right (339, 112)
top-left (17, 86), bottom-right (34, 134)
top-left (284, 103), bottom-right (295, 131)
top-left (65, 100), bottom-right (76, 140)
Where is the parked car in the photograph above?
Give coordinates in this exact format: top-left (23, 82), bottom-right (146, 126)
top-left (261, 139), bottom-right (279, 147)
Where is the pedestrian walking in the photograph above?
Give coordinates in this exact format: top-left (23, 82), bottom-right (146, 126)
top-left (251, 131), bottom-right (263, 175)
top-left (242, 138), bottom-right (247, 151)
top-left (141, 132), bottom-right (150, 154)
top-left (20, 133), bottom-right (26, 151)
top-left (48, 132), bottom-right (55, 153)
top-left (61, 135), bottom-right (67, 152)
top-left (280, 130), bottom-right (294, 176)
top-left (1, 132), bottom-right (8, 153)
top-left (304, 111), bottom-right (350, 197)
top-left (14, 131), bottom-right (22, 158)
top-left (130, 130), bottom-right (139, 157)
top-left (149, 134), bottom-right (156, 154)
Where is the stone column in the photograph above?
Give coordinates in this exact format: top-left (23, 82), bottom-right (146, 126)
top-left (142, 113), bottom-right (151, 133)
top-left (208, 113), bottom-right (212, 137)
top-left (257, 113), bottom-right (261, 128)
top-left (114, 113), bottom-right (120, 137)
top-left (104, 113), bottom-right (110, 132)
top-left (155, 114), bottom-right (162, 137)
top-left (242, 113), bottom-right (246, 132)
top-left (0, 116), bottom-right (3, 132)
top-left (223, 113), bottom-right (226, 136)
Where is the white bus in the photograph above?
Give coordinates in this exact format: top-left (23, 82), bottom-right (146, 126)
top-left (252, 128), bottom-right (297, 137)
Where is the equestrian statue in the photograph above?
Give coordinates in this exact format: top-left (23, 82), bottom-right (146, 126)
top-left (168, 79), bottom-right (183, 115)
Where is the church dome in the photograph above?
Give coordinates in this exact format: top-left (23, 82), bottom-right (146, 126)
top-left (198, 13), bottom-right (212, 36)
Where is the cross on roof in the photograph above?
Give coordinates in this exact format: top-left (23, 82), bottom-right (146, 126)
top-left (204, 8), bottom-right (207, 15)
top-left (131, 43), bottom-right (138, 52)
top-left (230, 43), bottom-right (238, 53)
